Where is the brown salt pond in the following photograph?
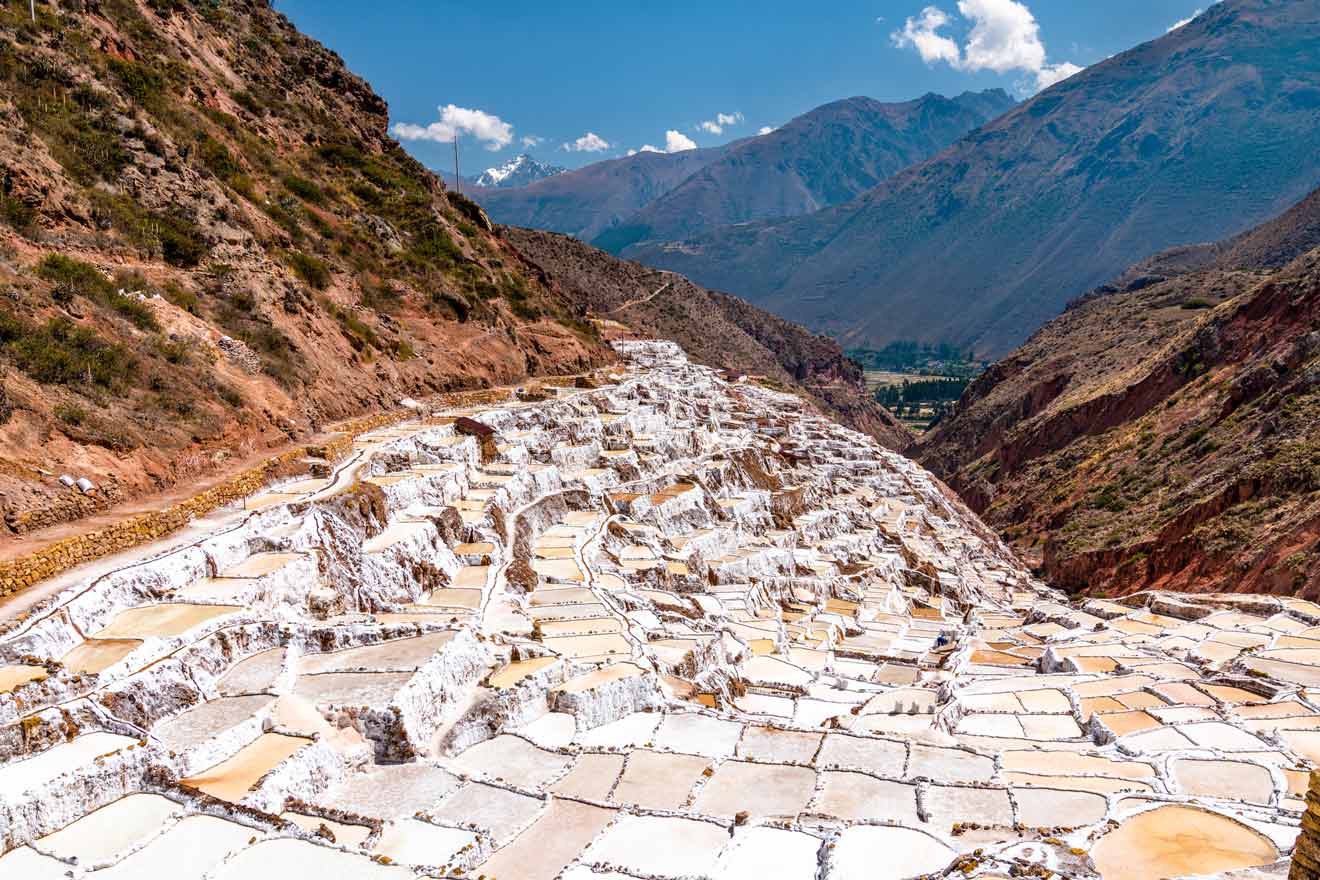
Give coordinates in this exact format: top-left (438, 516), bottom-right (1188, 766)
top-left (299, 632), bottom-right (455, 674)
top-left (1090, 804), bottom-right (1278, 880)
top-left (0, 664), bottom-right (47, 692)
top-left (279, 811), bottom-right (373, 847)
top-left (181, 732), bottom-right (311, 801)
top-left (92, 603), bottom-right (242, 639)
top-left (61, 638), bottom-right (143, 674)
top-left (488, 655), bottom-right (560, 688)
top-left (220, 552), bottom-right (304, 578)
top-left (475, 799), bottom-right (616, 880)
top-left (532, 557), bottom-right (585, 583)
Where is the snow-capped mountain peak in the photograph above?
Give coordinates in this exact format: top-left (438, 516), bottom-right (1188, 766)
top-left (474, 154), bottom-right (567, 188)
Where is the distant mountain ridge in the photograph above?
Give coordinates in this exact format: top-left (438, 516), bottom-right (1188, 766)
top-left (601, 90), bottom-right (1015, 254)
top-left (471, 89), bottom-right (1012, 247)
top-left (627, 0), bottom-right (1320, 358)
top-left (471, 145), bottom-right (734, 242)
top-left (474, 153), bottom-right (566, 189)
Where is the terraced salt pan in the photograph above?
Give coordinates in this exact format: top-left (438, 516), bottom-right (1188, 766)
top-left (91, 603), bottom-right (241, 639)
top-left (280, 811), bottom-right (372, 846)
top-left (475, 799), bottom-right (616, 880)
top-left (213, 838), bottom-right (412, 879)
top-left (373, 818), bottom-right (479, 868)
top-left (298, 632), bottom-right (455, 673)
top-left (220, 552), bottom-right (304, 578)
top-left (293, 671), bottom-right (412, 706)
top-left (34, 793), bottom-right (179, 863)
top-left (89, 814), bottom-right (254, 879)
top-left (320, 762), bottom-right (462, 818)
top-left (9, 340), bottom-right (1320, 880)
top-left (61, 637), bottom-right (143, 673)
top-left (830, 825), bottom-right (955, 879)
top-left (181, 733), bottom-right (311, 802)
top-left (581, 814), bottom-right (728, 877)
top-left (0, 732), bottom-right (137, 795)
top-left (0, 664), bottom-right (46, 692)
top-left (1090, 805), bottom-right (1279, 880)
top-left (153, 694), bottom-right (274, 752)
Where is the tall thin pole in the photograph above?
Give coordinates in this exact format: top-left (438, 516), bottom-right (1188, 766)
top-left (30, 0), bottom-right (36, 23)
top-left (453, 137), bottom-right (461, 195)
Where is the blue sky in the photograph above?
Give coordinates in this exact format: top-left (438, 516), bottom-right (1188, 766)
top-left (275, 0), bottom-right (1212, 176)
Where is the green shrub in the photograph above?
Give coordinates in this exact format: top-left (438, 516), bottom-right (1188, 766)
top-left (1181, 298), bottom-right (1213, 310)
top-left (232, 89), bottom-right (263, 116)
top-left (55, 402), bottom-right (87, 425)
top-left (214, 380), bottom-right (244, 408)
top-left (37, 255), bottom-right (158, 330)
top-left (153, 336), bottom-right (191, 364)
top-left (287, 251), bottom-right (330, 289)
top-left (1, 315), bottom-right (136, 389)
top-left (162, 280), bottom-right (200, 314)
top-left (317, 142), bottom-right (366, 169)
top-left (283, 174), bottom-right (324, 204)
top-left (198, 135), bottom-right (241, 182)
top-left (107, 57), bottom-right (165, 108)
top-left (0, 194), bottom-right (35, 231)
top-left (153, 212), bottom-right (208, 267)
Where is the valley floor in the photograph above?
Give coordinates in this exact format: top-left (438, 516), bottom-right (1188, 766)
top-left (0, 341), bottom-right (1311, 879)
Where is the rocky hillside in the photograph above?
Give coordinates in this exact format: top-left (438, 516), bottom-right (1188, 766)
top-left (504, 227), bottom-right (910, 449)
top-left (916, 185), bottom-right (1320, 599)
top-left (629, 0), bottom-right (1320, 358)
top-left (0, 0), bottom-right (613, 535)
top-left (597, 90), bottom-right (1014, 254)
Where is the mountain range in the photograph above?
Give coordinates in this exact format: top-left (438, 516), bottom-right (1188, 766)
top-left (473, 90), bottom-right (1014, 247)
top-left (474, 153), bottom-right (566, 189)
top-left (624, 0), bottom-right (1320, 357)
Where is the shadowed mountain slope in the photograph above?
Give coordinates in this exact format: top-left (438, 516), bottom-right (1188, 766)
top-left (916, 184), bottom-right (1320, 598)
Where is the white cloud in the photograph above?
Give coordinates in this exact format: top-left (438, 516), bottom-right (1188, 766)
top-left (521, 135), bottom-right (544, 148)
top-left (891, 0), bottom-right (1082, 93)
top-left (563, 132), bottom-right (610, 152)
top-left (892, 6), bottom-right (961, 67)
top-left (390, 104), bottom-right (513, 151)
top-left (1168, 8), bottom-right (1201, 31)
top-left (664, 130), bottom-right (697, 152)
top-left (758, 125), bottom-right (775, 135)
top-left (1034, 61), bottom-right (1082, 90)
top-left (631, 130), bottom-right (698, 155)
top-left (699, 111), bottom-right (744, 135)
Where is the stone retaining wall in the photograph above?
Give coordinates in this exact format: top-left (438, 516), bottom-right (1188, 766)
top-left (1292, 770), bottom-right (1320, 880)
top-left (0, 410), bottom-right (409, 601)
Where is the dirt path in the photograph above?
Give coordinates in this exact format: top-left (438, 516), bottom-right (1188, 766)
top-left (607, 276), bottom-right (674, 314)
top-left (0, 430), bottom-right (335, 566)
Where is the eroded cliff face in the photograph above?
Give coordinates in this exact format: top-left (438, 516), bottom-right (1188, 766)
top-left (0, 0), bottom-right (611, 535)
top-left (919, 230), bottom-right (1320, 598)
top-left (0, 341), bottom-right (1311, 880)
